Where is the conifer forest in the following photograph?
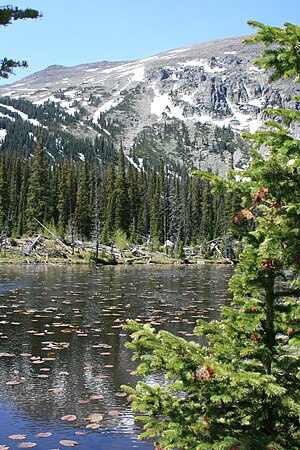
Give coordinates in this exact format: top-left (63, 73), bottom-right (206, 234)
top-left (0, 112), bottom-right (240, 257)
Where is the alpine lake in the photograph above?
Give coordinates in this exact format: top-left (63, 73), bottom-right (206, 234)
top-left (0, 264), bottom-right (233, 449)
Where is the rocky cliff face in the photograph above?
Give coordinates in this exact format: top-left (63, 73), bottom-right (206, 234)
top-left (0, 36), bottom-right (299, 172)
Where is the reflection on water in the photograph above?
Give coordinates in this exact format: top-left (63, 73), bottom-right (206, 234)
top-left (0, 264), bottom-right (232, 449)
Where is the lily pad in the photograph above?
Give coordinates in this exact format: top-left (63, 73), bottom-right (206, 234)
top-left (61, 415), bottom-right (77, 422)
top-left (59, 440), bottom-right (78, 447)
top-left (17, 444), bottom-right (37, 448)
top-left (35, 432), bottom-right (52, 438)
top-left (9, 435), bottom-right (26, 440)
top-left (85, 423), bottom-right (100, 430)
top-left (85, 413), bottom-right (103, 423)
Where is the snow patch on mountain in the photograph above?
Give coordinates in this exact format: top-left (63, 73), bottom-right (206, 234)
top-left (0, 129), bottom-right (7, 140)
top-left (167, 48), bottom-right (191, 55)
top-left (180, 92), bottom-right (197, 106)
top-left (248, 98), bottom-right (263, 108)
top-left (182, 60), bottom-right (225, 73)
top-left (140, 55), bottom-right (159, 63)
top-left (0, 111), bottom-right (15, 121)
top-left (151, 88), bottom-right (184, 119)
top-left (226, 99), bottom-right (262, 132)
top-left (93, 97), bottom-right (124, 123)
top-left (0, 103), bottom-right (45, 127)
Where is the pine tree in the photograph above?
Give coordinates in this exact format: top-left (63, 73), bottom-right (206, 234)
top-left (0, 153), bottom-right (10, 231)
top-left (57, 161), bottom-right (71, 236)
top-left (123, 22), bottom-right (300, 450)
top-left (101, 158), bottom-right (116, 244)
top-left (114, 146), bottom-right (130, 233)
top-left (26, 137), bottom-right (50, 234)
top-left (150, 172), bottom-right (164, 246)
top-left (75, 160), bottom-right (93, 239)
top-left (17, 157), bottom-right (29, 236)
top-left (9, 155), bottom-right (22, 236)
top-left (200, 180), bottom-right (213, 256)
top-left (137, 170), bottom-right (150, 239)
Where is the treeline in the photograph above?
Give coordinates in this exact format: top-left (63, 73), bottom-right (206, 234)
top-left (0, 139), bottom-right (240, 256)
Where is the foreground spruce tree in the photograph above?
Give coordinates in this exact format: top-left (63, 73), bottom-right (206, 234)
top-left (123, 22), bottom-right (300, 450)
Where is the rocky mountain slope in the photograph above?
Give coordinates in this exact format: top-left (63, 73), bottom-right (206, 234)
top-left (0, 36), bottom-right (299, 172)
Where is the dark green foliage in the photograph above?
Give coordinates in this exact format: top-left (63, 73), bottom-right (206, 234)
top-left (0, 139), bottom-right (236, 248)
top-left (75, 161), bottom-right (93, 239)
top-left (122, 22), bottom-right (300, 450)
top-left (245, 21), bottom-right (300, 83)
top-left (0, 153), bottom-right (10, 230)
top-left (114, 147), bottom-right (130, 232)
top-left (26, 137), bottom-right (50, 234)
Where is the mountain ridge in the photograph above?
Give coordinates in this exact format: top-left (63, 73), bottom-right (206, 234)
top-left (0, 35), bottom-right (299, 173)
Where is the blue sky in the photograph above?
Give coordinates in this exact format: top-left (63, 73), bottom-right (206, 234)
top-left (1, 0), bottom-right (300, 84)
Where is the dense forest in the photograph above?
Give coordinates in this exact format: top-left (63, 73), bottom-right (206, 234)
top-left (0, 95), bottom-right (246, 258)
top-left (0, 134), bottom-right (241, 257)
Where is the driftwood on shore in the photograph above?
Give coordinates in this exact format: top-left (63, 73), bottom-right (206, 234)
top-left (33, 218), bottom-right (73, 255)
top-left (24, 234), bottom-right (44, 256)
top-left (0, 223), bottom-right (235, 265)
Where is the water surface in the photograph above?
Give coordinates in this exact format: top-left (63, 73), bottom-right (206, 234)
top-left (0, 264), bottom-right (233, 449)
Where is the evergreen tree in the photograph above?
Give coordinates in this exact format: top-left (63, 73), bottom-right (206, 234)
top-left (57, 159), bottom-right (77, 236)
top-left (75, 160), bottom-right (93, 239)
top-left (57, 161), bottom-right (71, 236)
top-left (17, 157), bottom-right (29, 236)
top-left (123, 22), bottom-right (300, 449)
top-left (137, 170), bottom-right (150, 239)
top-left (189, 176), bottom-right (202, 244)
top-left (114, 146), bottom-right (130, 233)
top-left (150, 172), bottom-right (164, 246)
top-left (101, 158), bottom-right (116, 243)
top-left (26, 137), bottom-right (50, 233)
top-left (9, 155), bottom-right (22, 236)
top-left (200, 180), bottom-right (213, 256)
top-left (0, 153), bottom-right (10, 231)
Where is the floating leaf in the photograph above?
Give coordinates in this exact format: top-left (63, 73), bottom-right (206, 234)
top-left (84, 365), bottom-right (96, 371)
top-left (48, 387), bottom-right (63, 393)
top-left (59, 440), bottom-right (78, 447)
top-left (9, 435), bottom-right (26, 440)
top-left (85, 423), bottom-right (100, 430)
top-left (0, 445), bottom-right (10, 449)
top-left (61, 415), bottom-right (77, 422)
top-left (17, 443), bottom-right (36, 448)
top-left (35, 432), bottom-right (52, 438)
top-left (115, 391), bottom-right (127, 397)
top-left (108, 410), bottom-right (123, 417)
top-left (90, 395), bottom-right (104, 400)
top-left (6, 379), bottom-right (25, 386)
top-left (85, 413), bottom-right (103, 423)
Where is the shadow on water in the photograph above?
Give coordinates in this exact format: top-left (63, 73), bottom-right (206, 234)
top-left (0, 264), bottom-right (233, 449)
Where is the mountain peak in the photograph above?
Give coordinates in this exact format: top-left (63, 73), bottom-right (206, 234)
top-left (0, 35), bottom-right (298, 173)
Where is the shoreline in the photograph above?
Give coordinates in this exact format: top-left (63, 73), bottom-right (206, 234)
top-left (0, 237), bottom-right (234, 266)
